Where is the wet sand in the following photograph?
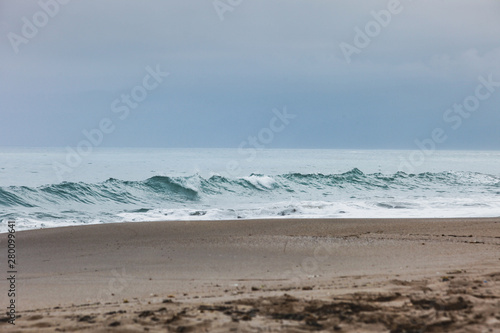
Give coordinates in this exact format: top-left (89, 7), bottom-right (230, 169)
top-left (1, 217), bottom-right (499, 332)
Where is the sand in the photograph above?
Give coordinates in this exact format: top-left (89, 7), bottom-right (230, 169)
top-left (1, 217), bottom-right (499, 332)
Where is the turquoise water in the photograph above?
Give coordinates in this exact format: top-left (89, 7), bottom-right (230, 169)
top-left (1, 148), bottom-right (499, 231)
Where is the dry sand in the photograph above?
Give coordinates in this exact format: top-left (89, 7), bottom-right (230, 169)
top-left (1, 217), bottom-right (499, 332)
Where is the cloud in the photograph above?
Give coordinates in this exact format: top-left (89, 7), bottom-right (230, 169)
top-left (1, 0), bottom-right (499, 148)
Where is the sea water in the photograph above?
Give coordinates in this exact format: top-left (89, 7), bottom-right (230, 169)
top-left (1, 148), bottom-right (499, 232)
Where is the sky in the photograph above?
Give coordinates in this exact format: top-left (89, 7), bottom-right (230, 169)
top-left (1, 0), bottom-right (499, 150)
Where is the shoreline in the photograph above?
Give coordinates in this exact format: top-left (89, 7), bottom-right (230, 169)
top-left (1, 217), bottom-right (499, 332)
top-left (3, 215), bottom-right (500, 234)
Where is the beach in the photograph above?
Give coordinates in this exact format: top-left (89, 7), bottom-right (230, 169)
top-left (1, 217), bottom-right (499, 332)
top-left (3, 0), bottom-right (500, 331)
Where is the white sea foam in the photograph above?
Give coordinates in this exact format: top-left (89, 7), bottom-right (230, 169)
top-left (4, 197), bottom-right (499, 233)
top-left (242, 175), bottom-right (277, 189)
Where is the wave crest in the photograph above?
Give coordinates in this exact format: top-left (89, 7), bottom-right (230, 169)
top-left (1, 169), bottom-right (498, 208)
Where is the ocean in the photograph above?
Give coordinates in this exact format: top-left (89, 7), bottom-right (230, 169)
top-left (1, 148), bottom-right (499, 232)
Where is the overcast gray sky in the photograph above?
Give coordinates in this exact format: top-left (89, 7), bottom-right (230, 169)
top-left (1, 0), bottom-right (499, 149)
